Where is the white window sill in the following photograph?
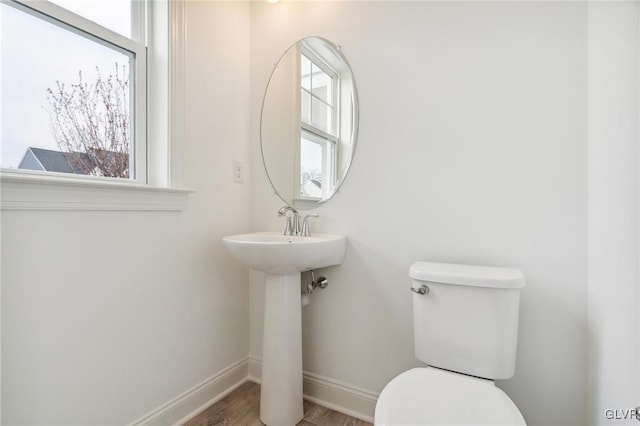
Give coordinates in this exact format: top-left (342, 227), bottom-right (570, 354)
top-left (0, 170), bottom-right (192, 211)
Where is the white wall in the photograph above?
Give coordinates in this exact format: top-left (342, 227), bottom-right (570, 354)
top-left (249, 2), bottom-right (588, 425)
top-left (0, 2), bottom-right (252, 424)
top-left (587, 2), bottom-right (640, 424)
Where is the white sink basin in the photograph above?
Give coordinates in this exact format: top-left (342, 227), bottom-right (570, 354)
top-left (222, 230), bottom-right (346, 425)
top-left (222, 231), bottom-right (346, 274)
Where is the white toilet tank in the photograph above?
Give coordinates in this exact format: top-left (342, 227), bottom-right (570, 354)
top-left (410, 261), bottom-right (525, 380)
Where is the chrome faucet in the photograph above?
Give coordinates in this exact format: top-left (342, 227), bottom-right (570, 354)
top-left (278, 206), bottom-right (300, 236)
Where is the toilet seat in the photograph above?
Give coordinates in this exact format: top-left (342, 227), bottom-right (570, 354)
top-left (375, 367), bottom-right (526, 426)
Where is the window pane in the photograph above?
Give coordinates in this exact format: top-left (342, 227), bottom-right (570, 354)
top-left (300, 136), bottom-right (323, 198)
top-left (311, 63), bottom-right (332, 105)
top-left (311, 97), bottom-right (333, 135)
top-left (1, 3), bottom-right (134, 178)
top-left (49, 0), bottom-right (132, 38)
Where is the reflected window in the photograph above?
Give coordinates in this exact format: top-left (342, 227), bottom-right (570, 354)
top-left (298, 45), bottom-right (339, 199)
top-left (300, 130), bottom-right (335, 199)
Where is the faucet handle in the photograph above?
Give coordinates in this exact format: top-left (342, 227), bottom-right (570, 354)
top-left (301, 214), bottom-right (319, 237)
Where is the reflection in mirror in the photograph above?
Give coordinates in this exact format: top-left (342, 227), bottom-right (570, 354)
top-left (261, 37), bottom-right (358, 209)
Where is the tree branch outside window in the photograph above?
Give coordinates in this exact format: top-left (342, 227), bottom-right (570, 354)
top-left (46, 63), bottom-right (130, 178)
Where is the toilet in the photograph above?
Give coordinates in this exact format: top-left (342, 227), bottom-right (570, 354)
top-left (375, 261), bottom-right (527, 425)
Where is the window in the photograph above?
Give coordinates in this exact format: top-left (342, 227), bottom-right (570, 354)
top-left (1, 0), bottom-right (146, 181)
top-left (298, 45), bottom-right (340, 200)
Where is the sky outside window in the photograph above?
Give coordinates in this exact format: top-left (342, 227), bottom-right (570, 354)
top-left (49, 0), bottom-right (131, 38)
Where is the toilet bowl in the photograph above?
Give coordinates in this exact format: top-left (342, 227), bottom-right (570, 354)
top-left (374, 261), bottom-right (526, 425)
top-left (375, 367), bottom-right (525, 426)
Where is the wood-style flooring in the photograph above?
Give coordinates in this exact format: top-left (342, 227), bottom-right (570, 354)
top-left (185, 381), bottom-right (373, 426)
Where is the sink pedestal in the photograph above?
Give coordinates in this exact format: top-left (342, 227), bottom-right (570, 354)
top-left (260, 272), bottom-right (304, 426)
top-left (221, 232), bottom-right (346, 426)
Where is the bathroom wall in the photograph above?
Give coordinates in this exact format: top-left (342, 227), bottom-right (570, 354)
top-left (587, 2), bottom-right (640, 424)
top-left (249, 2), bottom-right (588, 425)
top-left (0, 2), bottom-right (252, 424)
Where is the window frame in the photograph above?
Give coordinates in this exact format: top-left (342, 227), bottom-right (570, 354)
top-left (0, 0), bottom-right (189, 211)
top-left (300, 50), bottom-right (338, 137)
top-left (2, 0), bottom-right (147, 182)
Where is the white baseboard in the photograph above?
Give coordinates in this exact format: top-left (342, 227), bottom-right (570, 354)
top-left (129, 356), bottom-right (378, 426)
top-left (248, 356), bottom-right (378, 423)
top-left (129, 357), bottom-right (249, 426)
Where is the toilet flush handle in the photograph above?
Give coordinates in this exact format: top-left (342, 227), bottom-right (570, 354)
top-left (410, 285), bottom-right (429, 295)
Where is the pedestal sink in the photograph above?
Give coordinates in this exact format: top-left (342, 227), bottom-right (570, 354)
top-left (222, 231), bottom-right (346, 426)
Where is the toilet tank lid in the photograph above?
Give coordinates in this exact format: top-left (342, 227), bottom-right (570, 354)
top-left (409, 261), bottom-right (525, 289)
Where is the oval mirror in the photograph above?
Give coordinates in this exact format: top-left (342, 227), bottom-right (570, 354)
top-left (260, 37), bottom-right (359, 210)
